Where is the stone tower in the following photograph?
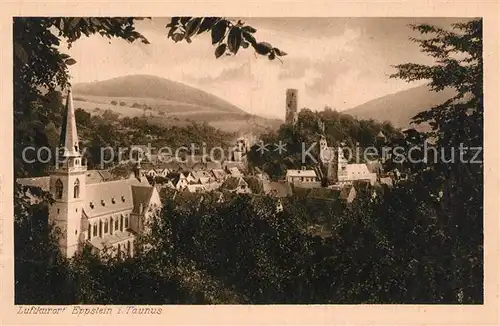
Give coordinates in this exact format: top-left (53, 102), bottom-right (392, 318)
top-left (318, 135), bottom-right (339, 185)
top-left (285, 88), bottom-right (298, 125)
top-left (49, 89), bottom-right (87, 258)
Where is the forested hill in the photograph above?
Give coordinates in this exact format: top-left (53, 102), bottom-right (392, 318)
top-left (247, 108), bottom-right (401, 180)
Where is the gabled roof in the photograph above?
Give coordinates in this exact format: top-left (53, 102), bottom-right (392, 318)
top-left (221, 176), bottom-right (248, 191)
top-left (339, 185), bottom-right (355, 200)
top-left (228, 167), bottom-right (242, 177)
top-left (131, 186), bottom-right (155, 215)
top-left (211, 169), bottom-right (227, 180)
top-left (84, 179), bottom-right (136, 218)
top-left (286, 169), bottom-right (317, 178)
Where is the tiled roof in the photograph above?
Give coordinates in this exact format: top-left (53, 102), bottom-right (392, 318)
top-left (221, 176), bottom-right (248, 191)
top-left (88, 230), bottom-right (135, 250)
top-left (228, 167), bottom-right (242, 177)
top-left (211, 169), bottom-right (227, 180)
top-left (84, 178), bottom-right (148, 218)
top-left (339, 185), bottom-right (355, 200)
top-left (286, 169), bottom-right (317, 178)
top-left (131, 186), bottom-right (155, 215)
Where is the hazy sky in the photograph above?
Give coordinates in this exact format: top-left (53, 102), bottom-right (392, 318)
top-left (66, 17), bottom-right (466, 119)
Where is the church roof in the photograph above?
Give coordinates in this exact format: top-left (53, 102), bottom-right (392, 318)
top-left (88, 230), bottom-right (135, 250)
top-left (131, 186), bottom-right (155, 214)
top-left (83, 178), bottom-right (148, 218)
top-left (59, 89), bottom-right (81, 157)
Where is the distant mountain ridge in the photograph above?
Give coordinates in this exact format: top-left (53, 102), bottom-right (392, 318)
top-left (73, 74), bottom-right (245, 115)
top-left (72, 74), bottom-right (282, 134)
top-left (343, 85), bottom-right (457, 129)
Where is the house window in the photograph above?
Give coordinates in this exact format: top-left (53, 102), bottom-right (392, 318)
top-left (121, 196), bottom-right (125, 202)
top-left (73, 179), bottom-right (80, 198)
top-left (101, 200), bottom-right (106, 206)
top-left (120, 215), bottom-right (124, 231)
top-left (76, 208), bottom-right (78, 212)
top-left (127, 241), bottom-right (131, 256)
top-left (90, 201), bottom-right (94, 209)
top-left (115, 218), bottom-right (119, 231)
top-left (93, 223), bottom-right (97, 237)
top-left (110, 217), bottom-right (113, 235)
top-left (111, 197), bottom-right (116, 204)
top-left (57, 208), bottom-right (60, 214)
top-left (55, 179), bottom-right (63, 199)
top-left (125, 216), bottom-right (129, 228)
top-left (99, 220), bottom-right (103, 237)
top-left (117, 244), bottom-right (121, 259)
top-left (88, 223), bottom-right (91, 240)
top-left (104, 219), bottom-right (109, 233)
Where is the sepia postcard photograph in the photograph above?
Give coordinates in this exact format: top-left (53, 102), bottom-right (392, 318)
top-left (1, 1), bottom-right (499, 325)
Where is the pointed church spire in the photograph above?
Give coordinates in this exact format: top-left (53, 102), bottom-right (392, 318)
top-left (59, 88), bottom-right (81, 158)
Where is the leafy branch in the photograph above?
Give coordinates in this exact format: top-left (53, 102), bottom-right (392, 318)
top-left (166, 17), bottom-right (287, 61)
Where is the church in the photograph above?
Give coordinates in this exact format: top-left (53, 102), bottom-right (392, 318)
top-left (47, 89), bottom-right (161, 258)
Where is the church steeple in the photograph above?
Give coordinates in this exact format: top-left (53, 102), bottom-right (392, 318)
top-left (59, 88), bottom-right (81, 158)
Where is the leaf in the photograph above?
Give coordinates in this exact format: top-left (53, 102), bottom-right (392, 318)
top-left (65, 58), bottom-right (77, 65)
top-left (242, 26), bottom-right (257, 33)
top-left (180, 17), bottom-right (192, 25)
top-left (253, 42), bottom-right (273, 55)
top-left (172, 33), bottom-right (184, 43)
top-left (59, 53), bottom-right (70, 60)
top-left (58, 18), bottom-right (65, 31)
top-left (198, 17), bottom-right (217, 34)
top-left (211, 20), bottom-right (227, 45)
top-left (215, 43), bottom-right (227, 58)
top-left (242, 32), bottom-right (257, 45)
top-left (274, 48), bottom-right (287, 56)
top-left (185, 18), bottom-right (202, 39)
top-left (14, 42), bottom-right (28, 64)
top-left (90, 18), bottom-right (102, 27)
top-left (228, 27), bottom-right (242, 54)
top-left (69, 18), bottom-right (81, 30)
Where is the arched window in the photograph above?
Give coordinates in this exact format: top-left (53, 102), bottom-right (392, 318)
top-left (125, 215), bottom-right (129, 229)
top-left (127, 240), bottom-right (131, 256)
top-left (93, 223), bottom-right (97, 237)
top-left (120, 215), bottom-right (124, 231)
top-left (110, 217), bottom-right (113, 235)
top-left (55, 179), bottom-right (63, 199)
top-left (87, 223), bottom-right (91, 240)
top-left (104, 219), bottom-right (109, 234)
top-left (74, 179), bottom-right (80, 198)
top-left (99, 219), bottom-right (103, 237)
top-left (115, 218), bottom-right (119, 231)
